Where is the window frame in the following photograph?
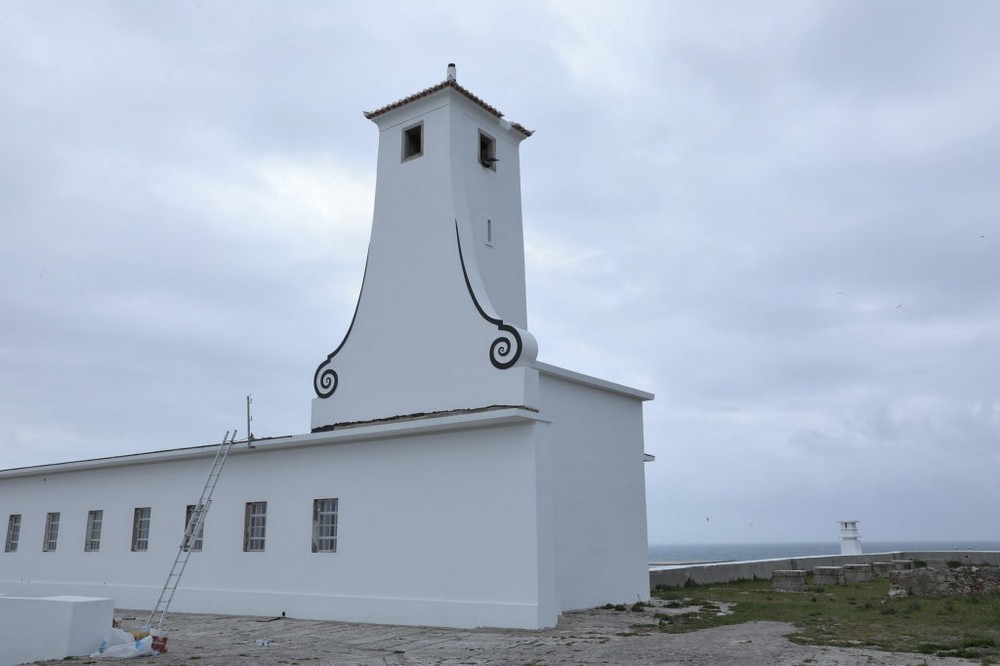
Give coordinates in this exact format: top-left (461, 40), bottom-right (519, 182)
top-left (84, 509), bottom-right (103, 552)
top-left (5, 514), bottom-right (21, 553)
top-left (131, 507), bottom-right (151, 552)
top-left (311, 497), bottom-right (339, 553)
top-left (401, 122), bottom-right (424, 162)
top-left (185, 504), bottom-right (205, 552)
top-left (243, 501), bottom-right (267, 552)
top-left (43, 512), bottom-right (60, 552)
top-left (478, 130), bottom-right (496, 171)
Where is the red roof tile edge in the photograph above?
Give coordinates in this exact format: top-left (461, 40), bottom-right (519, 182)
top-left (363, 79), bottom-right (533, 137)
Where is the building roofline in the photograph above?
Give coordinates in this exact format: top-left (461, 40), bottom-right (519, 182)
top-left (0, 407), bottom-right (547, 479)
top-left (364, 78), bottom-right (533, 137)
top-left (534, 361), bottom-right (654, 401)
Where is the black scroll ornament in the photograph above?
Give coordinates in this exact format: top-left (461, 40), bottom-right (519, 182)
top-left (313, 358), bottom-right (338, 399)
top-left (456, 223), bottom-right (523, 370)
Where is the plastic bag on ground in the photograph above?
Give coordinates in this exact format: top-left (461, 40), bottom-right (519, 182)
top-left (98, 627), bottom-right (136, 650)
top-left (90, 635), bottom-right (156, 658)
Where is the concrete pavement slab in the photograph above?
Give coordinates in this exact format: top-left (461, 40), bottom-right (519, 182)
top-left (44, 600), bottom-right (978, 666)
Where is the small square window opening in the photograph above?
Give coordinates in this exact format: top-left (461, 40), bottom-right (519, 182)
top-left (402, 123), bottom-right (423, 161)
top-left (479, 131), bottom-right (497, 170)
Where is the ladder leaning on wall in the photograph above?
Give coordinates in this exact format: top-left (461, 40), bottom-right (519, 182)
top-left (146, 429), bottom-right (238, 629)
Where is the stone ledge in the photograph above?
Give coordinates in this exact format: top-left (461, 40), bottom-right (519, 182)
top-left (772, 570), bottom-right (807, 592)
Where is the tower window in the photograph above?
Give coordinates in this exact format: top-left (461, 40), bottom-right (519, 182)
top-left (479, 131), bottom-right (496, 170)
top-left (486, 218), bottom-right (493, 247)
top-left (402, 123), bottom-right (423, 161)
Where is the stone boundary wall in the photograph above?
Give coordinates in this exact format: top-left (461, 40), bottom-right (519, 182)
top-left (771, 570), bottom-right (807, 592)
top-left (889, 565), bottom-right (1000, 597)
top-left (843, 564), bottom-right (873, 583)
top-left (812, 566), bottom-right (846, 586)
top-left (649, 551), bottom-right (1000, 589)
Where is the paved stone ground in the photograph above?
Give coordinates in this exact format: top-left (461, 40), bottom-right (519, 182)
top-left (60, 600), bottom-right (977, 666)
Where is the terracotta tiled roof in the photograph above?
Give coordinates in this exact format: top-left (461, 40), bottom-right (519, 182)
top-left (364, 79), bottom-right (533, 137)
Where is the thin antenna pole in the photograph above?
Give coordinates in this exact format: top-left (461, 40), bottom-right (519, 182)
top-left (246, 394), bottom-right (255, 448)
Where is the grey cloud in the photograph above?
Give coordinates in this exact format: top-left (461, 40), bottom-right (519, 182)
top-left (2, 1), bottom-right (999, 544)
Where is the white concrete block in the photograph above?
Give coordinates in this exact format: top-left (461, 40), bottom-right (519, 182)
top-left (0, 595), bottom-right (113, 666)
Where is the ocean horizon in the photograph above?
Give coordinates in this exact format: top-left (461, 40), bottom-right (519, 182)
top-left (648, 540), bottom-right (1000, 563)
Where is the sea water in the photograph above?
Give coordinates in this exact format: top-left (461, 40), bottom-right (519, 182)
top-left (648, 541), bottom-right (1000, 563)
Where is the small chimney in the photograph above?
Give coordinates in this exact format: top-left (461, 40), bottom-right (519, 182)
top-left (447, 63), bottom-right (457, 82)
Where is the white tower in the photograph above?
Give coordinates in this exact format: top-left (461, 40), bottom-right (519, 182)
top-left (312, 65), bottom-right (539, 430)
top-left (839, 520), bottom-right (863, 555)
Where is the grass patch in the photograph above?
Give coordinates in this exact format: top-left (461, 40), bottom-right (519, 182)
top-left (651, 578), bottom-right (1000, 660)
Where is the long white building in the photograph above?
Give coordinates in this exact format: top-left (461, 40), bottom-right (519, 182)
top-left (0, 66), bottom-right (653, 630)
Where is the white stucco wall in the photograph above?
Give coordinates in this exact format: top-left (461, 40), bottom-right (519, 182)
top-left (535, 364), bottom-right (652, 612)
top-left (0, 378), bottom-right (651, 630)
top-left (448, 99), bottom-right (530, 330)
top-left (311, 88), bottom-right (537, 430)
top-left (0, 412), bottom-right (559, 629)
top-left (0, 373), bottom-right (651, 630)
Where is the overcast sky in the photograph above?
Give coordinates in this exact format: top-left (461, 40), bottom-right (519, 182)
top-left (2, 1), bottom-right (998, 545)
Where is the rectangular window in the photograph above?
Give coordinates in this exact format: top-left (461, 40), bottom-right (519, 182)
top-left (402, 122), bottom-right (423, 161)
top-left (5, 514), bottom-right (21, 553)
top-left (479, 130), bottom-right (496, 170)
top-left (84, 510), bottom-right (103, 552)
top-left (185, 505), bottom-right (205, 552)
top-left (131, 507), bottom-right (151, 552)
top-left (311, 498), bottom-right (339, 553)
top-left (243, 501), bottom-right (266, 552)
top-left (43, 512), bottom-right (60, 552)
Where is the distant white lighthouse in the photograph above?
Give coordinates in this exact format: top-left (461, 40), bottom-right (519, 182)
top-left (839, 520), bottom-right (863, 555)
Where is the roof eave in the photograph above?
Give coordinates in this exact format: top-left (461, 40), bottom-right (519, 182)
top-left (364, 79), bottom-right (533, 137)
